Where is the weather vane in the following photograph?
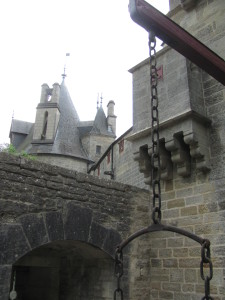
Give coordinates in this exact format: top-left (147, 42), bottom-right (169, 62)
top-left (62, 53), bottom-right (70, 80)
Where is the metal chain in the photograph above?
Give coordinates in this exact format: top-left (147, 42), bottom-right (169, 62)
top-left (149, 31), bottom-right (161, 224)
top-left (200, 240), bottom-right (213, 300)
top-left (114, 248), bottom-right (124, 300)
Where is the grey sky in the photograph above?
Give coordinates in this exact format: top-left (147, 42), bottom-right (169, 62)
top-left (0, 0), bottom-right (169, 144)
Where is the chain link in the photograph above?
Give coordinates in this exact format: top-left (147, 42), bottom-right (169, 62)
top-left (200, 240), bottom-right (213, 300)
top-left (149, 31), bottom-right (161, 224)
top-left (114, 248), bottom-right (124, 300)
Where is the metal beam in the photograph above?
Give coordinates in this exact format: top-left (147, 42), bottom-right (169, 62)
top-left (129, 0), bottom-right (225, 86)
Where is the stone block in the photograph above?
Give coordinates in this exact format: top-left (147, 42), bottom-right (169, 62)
top-left (19, 214), bottom-right (48, 249)
top-left (103, 228), bottom-right (122, 257)
top-left (89, 221), bottom-right (108, 249)
top-left (179, 257), bottom-right (200, 268)
top-left (0, 224), bottom-right (30, 264)
top-left (151, 258), bottom-right (162, 268)
top-left (163, 258), bottom-right (178, 268)
top-left (180, 206), bottom-right (198, 216)
top-left (159, 290), bottom-right (174, 299)
top-left (173, 248), bottom-right (189, 257)
top-left (45, 211), bottom-right (64, 241)
top-left (159, 248), bottom-right (172, 258)
top-left (170, 269), bottom-right (184, 282)
top-left (167, 198), bottom-right (185, 209)
top-left (168, 237), bottom-right (184, 248)
top-left (162, 282), bottom-right (181, 292)
top-left (64, 203), bottom-right (92, 242)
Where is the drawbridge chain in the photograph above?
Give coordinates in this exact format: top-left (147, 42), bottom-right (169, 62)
top-left (149, 31), bottom-right (161, 225)
top-left (114, 250), bottom-right (123, 300)
top-left (114, 31), bottom-right (213, 300)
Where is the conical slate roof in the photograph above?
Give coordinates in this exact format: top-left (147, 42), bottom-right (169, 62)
top-left (29, 80), bottom-right (88, 160)
top-left (91, 106), bottom-right (115, 136)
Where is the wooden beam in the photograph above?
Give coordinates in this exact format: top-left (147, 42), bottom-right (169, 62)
top-left (129, 0), bottom-right (225, 86)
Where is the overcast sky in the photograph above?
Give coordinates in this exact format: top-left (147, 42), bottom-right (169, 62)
top-left (0, 0), bottom-right (169, 144)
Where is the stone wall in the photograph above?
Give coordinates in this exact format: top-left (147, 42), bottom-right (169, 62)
top-left (124, 0), bottom-right (225, 298)
top-left (0, 152), bottom-right (149, 299)
top-left (35, 154), bottom-right (88, 173)
top-left (89, 129), bottom-right (147, 190)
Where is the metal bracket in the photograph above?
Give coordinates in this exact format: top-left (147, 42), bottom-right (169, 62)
top-left (129, 0), bottom-right (225, 86)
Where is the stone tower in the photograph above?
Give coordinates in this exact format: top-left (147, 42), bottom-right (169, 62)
top-left (79, 103), bottom-right (116, 163)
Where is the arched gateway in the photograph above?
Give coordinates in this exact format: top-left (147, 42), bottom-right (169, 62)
top-left (11, 239), bottom-right (119, 300)
top-left (7, 207), bottom-right (121, 300)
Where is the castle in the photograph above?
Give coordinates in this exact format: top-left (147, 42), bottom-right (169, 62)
top-left (10, 77), bottom-right (116, 173)
top-left (1, 0), bottom-right (225, 299)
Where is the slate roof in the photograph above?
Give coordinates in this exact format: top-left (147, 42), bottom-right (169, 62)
top-left (78, 107), bottom-right (115, 138)
top-left (29, 80), bottom-right (88, 161)
top-left (10, 119), bottom-right (33, 135)
top-left (78, 121), bottom-right (94, 137)
top-left (91, 106), bottom-right (115, 137)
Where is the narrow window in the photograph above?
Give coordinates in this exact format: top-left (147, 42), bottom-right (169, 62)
top-left (97, 166), bottom-right (100, 176)
top-left (41, 111), bottom-right (48, 140)
top-left (96, 145), bottom-right (101, 155)
top-left (118, 139), bottom-right (124, 154)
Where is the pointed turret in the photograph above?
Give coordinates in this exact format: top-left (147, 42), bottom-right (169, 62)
top-left (31, 80), bottom-right (87, 160)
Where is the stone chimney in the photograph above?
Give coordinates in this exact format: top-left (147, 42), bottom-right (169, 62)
top-left (40, 83), bottom-right (49, 103)
top-left (40, 82), bottom-right (60, 104)
top-left (33, 82), bottom-right (60, 141)
top-left (51, 83), bottom-right (60, 104)
top-left (107, 100), bottom-right (117, 135)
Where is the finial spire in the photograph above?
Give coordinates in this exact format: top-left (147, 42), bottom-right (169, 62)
top-left (97, 93), bottom-right (99, 110)
top-left (100, 93), bottom-right (103, 107)
top-left (62, 53), bottom-right (70, 80)
top-left (62, 65), bottom-right (67, 80)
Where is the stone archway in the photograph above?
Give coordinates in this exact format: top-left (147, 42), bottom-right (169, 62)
top-left (12, 240), bottom-right (115, 300)
top-left (3, 204), bottom-right (122, 300)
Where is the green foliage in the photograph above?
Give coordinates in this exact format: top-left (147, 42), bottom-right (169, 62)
top-left (4, 143), bottom-right (16, 154)
top-left (1, 144), bottom-right (36, 160)
top-left (20, 150), bottom-right (36, 161)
